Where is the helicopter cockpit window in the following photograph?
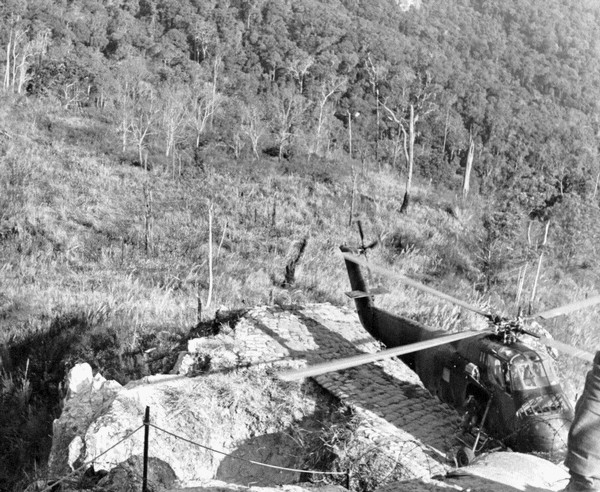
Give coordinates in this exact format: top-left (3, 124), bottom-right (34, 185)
top-left (510, 352), bottom-right (558, 391)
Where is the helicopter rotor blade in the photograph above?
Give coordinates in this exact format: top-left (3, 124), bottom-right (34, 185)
top-left (532, 294), bottom-right (600, 320)
top-left (341, 252), bottom-right (492, 319)
top-left (279, 330), bottom-right (486, 381)
top-left (538, 337), bottom-right (595, 363)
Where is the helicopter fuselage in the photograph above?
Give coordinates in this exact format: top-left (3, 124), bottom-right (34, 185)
top-left (342, 249), bottom-right (574, 456)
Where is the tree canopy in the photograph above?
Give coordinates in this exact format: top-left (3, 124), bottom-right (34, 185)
top-left (2, 0), bottom-right (600, 215)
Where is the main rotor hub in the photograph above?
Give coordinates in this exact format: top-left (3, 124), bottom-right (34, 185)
top-left (492, 316), bottom-right (524, 345)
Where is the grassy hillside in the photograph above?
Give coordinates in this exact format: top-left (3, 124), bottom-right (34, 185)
top-left (1, 93), bottom-right (600, 488)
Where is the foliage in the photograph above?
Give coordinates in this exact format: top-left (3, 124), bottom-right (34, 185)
top-left (0, 363), bottom-right (52, 490)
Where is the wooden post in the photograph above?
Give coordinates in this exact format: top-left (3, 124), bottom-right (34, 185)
top-left (142, 406), bottom-right (150, 492)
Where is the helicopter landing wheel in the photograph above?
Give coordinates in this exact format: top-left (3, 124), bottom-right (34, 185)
top-left (456, 446), bottom-right (475, 467)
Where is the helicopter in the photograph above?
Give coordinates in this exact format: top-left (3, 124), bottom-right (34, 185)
top-left (280, 238), bottom-right (599, 464)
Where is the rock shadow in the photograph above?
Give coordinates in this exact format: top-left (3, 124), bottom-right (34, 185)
top-left (214, 412), bottom-right (340, 487)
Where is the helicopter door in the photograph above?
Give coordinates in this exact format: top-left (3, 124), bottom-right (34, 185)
top-left (485, 355), bottom-right (516, 436)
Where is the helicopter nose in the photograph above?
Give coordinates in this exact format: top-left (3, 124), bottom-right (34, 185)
top-left (519, 414), bottom-right (571, 457)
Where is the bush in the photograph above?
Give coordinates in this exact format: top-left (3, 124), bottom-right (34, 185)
top-left (0, 363), bottom-right (52, 490)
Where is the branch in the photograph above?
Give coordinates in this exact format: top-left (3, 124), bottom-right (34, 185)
top-left (381, 100), bottom-right (405, 128)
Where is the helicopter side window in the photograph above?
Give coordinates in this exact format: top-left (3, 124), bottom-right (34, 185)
top-left (486, 355), bottom-right (506, 390)
top-left (541, 357), bottom-right (560, 386)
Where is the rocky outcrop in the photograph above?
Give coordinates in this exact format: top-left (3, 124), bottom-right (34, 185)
top-left (47, 303), bottom-right (456, 489)
top-left (45, 304), bottom-right (570, 492)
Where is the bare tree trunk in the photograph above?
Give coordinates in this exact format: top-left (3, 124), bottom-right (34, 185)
top-left (209, 56), bottom-right (221, 130)
top-left (349, 160), bottom-right (357, 226)
top-left (516, 263), bottom-right (528, 311)
top-left (4, 34), bottom-right (12, 90)
top-left (205, 201), bottom-right (214, 311)
top-left (441, 105), bottom-right (450, 163)
top-left (347, 109), bottom-right (353, 158)
top-left (375, 87), bottom-right (380, 163)
top-left (271, 197), bottom-right (277, 227)
top-left (283, 237), bottom-right (308, 287)
top-left (143, 185), bottom-right (153, 255)
top-left (216, 220), bottom-right (228, 259)
top-left (592, 170), bottom-right (600, 200)
top-left (138, 142), bottom-right (145, 170)
top-left (400, 105), bottom-right (415, 214)
top-left (528, 222), bottom-right (550, 315)
top-left (463, 129), bottom-right (475, 199)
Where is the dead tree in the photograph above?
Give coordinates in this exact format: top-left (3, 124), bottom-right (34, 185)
top-left (282, 238), bottom-right (308, 287)
top-left (463, 128), bottom-right (475, 199)
top-left (381, 71), bottom-right (436, 214)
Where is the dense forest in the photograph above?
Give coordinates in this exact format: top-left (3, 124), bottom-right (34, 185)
top-left (2, 0), bottom-right (600, 489)
top-left (3, 0), bottom-right (600, 205)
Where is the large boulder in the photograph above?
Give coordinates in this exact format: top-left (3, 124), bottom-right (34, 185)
top-left (376, 452), bottom-right (569, 492)
top-left (48, 362), bottom-right (122, 475)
